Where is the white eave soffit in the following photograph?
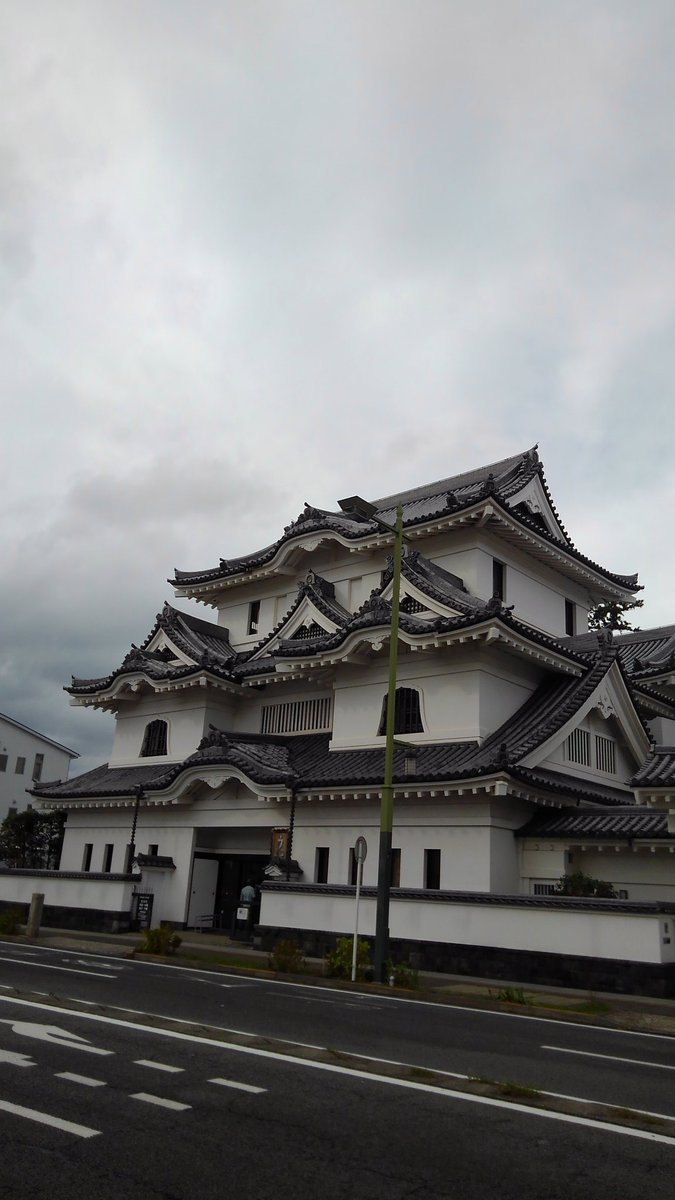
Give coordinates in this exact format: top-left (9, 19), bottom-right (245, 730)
top-left (505, 477), bottom-right (568, 543)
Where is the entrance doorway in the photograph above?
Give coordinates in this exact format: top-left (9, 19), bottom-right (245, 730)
top-left (217, 855), bottom-right (268, 931)
top-left (186, 853), bottom-right (268, 930)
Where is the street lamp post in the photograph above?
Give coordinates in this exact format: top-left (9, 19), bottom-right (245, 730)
top-left (338, 495), bottom-right (406, 982)
top-left (126, 784), bottom-right (143, 874)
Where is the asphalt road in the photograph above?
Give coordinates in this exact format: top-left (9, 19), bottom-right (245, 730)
top-left (1, 941), bottom-right (675, 1199)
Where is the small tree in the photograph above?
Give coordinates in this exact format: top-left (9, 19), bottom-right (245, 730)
top-left (554, 871), bottom-right (617, 899)
top-left (588, 599), bottom-right (643, 632)
top-left (0, 810), bottom-right (66, 869)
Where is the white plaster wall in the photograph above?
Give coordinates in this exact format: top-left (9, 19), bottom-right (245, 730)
top-left (0, 872), bottom-right (135, 916)
top-left (259, 889), bottom-right (673, 963)
top-left (0, 720), bottom-right (76, 821)
top-left (110, 692), bottom-right (236, 766)
top-left (429, 531), bottom-right (590, 637)
top-left (290, 796), bottom-right (531, 892)
top-left (331, 646), bottom-right (542, 749)
top-left (648, 716), bottom-right (675, 744)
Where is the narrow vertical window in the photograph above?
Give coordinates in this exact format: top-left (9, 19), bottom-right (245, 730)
top-left (32, 753), bottom-right (44, 782)
top-left (565, 599), bottom-right (576, 636)
top-left (424, 849), bottom-right (441, 890)
top-left (82, 844), bottom-right (93, 872)
top-left (0, 755), bottom-right (7, 772)
top-left (15, 757), bottom-right (26, 775)
top-left (248, 600), bottom-right (261, 636)
top-left (348, 847), bottom-right (357, 885)
top-left (140, 720), bottom-right (167, 757)
top-left (148, 843), bottom-right (159, 857)
top-left (492, 560), bottom-right (505, 601)
top-left (390, 848), bottom-right (401, 888)
top-left (315, 847), bottom-right (329, 884)
top-left (102, 844), bottom-right (114, 873)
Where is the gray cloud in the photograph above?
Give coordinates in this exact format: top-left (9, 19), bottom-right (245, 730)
top-left (1, 1), bottom-right (673, 772)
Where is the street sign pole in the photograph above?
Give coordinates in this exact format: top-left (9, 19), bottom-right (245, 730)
top-left (352, 836), bottom-right (367, 982)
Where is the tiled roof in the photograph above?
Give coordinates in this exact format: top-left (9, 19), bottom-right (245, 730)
top-left (69, 603), bottom-right (237, 696)
top-left (509, 766), bottom-right (631, 807)
top-left (238, 571), bottom-right (350, 662)
top-left (518, 807), bottom-right (672, 840)
top-left (267, 596), bottom-right (590, 668)
top-left (32, 762), bottom-right (180, 800)
top-left (186, 727), bottom-right (296, 785)
top-left (470, 646), bottom-right (622, 767)
top-left (388, 551), bottom-right (485, 615)
top-left (172, 448), bottom-right (639, 592)
top-left (631, 748), bottom-right (675, 789)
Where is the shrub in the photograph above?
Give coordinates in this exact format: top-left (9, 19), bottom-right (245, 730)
top-left (386, 960), bottom-right (419, 989)
top-left (0, 907), bottom-right (23, 935)
top-left (269, 938), bottom-right (304, 973)
top-left (326, 936), bottom-right (371, 980)
top-left (554, 871), bottom-right (617, 899)
top-left (139, 926), bottom-right (182, 955)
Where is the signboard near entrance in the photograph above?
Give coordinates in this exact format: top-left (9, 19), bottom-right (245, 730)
top-left (131, 891), bottom-right (154, 931)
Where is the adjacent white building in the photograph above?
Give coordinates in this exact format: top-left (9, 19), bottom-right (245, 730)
top-left (0, 712), bottom-right (78, 823)
top-left (10, 447), bottom-right (675, 990)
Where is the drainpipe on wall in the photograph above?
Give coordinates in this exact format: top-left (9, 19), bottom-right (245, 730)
top-left (286, 787), bottom-right (296, 882)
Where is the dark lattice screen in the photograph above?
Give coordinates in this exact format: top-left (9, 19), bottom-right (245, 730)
top-left (399, 595), bottom-right (426, 614)
top-left (292, 622), bottom-right (325, 641)
top-left (140, 719), bottom-right (168, 757)
top-left (377, 688), bottom-right (424, 736)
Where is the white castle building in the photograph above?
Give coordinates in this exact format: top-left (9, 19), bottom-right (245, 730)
top-left (12, 447), bottom-right (675, 991)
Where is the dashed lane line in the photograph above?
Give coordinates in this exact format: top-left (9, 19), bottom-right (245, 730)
top-left (3, 993), bottom-right (675, 1145)
top-left (134, 1059), bottom-right (184, 1073)
top-left (543, 1045), bottom-right (675, 1071)
top-left (0, 956), bottom-right (116, 979)
top-left (56, 1072), bottom-right (106, 1087)
top-left (0, 1096), bottom-right (101, 1138)
top-left (131, 1092), bottom-right (191, 1111)
top-left (209, 1077), bottom-right (266, 1094)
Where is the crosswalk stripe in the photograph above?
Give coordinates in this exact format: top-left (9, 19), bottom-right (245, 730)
top-left (130, 1092), bottom-right (191, 1111)
top-left (56, 1072), bottom-right (106, 1087)
top-left (209, 1077), bottom-right (266, 1094)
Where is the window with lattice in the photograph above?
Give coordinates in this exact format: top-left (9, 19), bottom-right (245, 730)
top-left (292, 622), bottom-right (325, 641)
top-left (399, 595), bottom-right (426, 614)
top-left (377, 688), bottom-right (424, 736)
top-left (140, 719), bottom-right (168, 757)
top-left (566, 728), bottom-right (590, 766)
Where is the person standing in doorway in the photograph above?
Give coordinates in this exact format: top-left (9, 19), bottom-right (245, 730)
top-left (240, 878), bottom-right (256, 940)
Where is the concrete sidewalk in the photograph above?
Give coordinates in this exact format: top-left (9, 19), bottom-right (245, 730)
top-left (9, 924), bottom-right (675, 1031)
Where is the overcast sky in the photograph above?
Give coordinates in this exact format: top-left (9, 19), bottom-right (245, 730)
top-left (2, 1), bottom-right (674, 777)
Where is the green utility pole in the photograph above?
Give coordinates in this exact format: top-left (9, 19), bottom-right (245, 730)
top-left (373, 504), bottom-right (404, 983)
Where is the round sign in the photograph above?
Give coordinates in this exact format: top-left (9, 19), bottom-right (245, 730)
top-left (354, 836), bottom-right (368, 863)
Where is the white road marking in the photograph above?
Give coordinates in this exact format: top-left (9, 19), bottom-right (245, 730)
top-left (134, 1059), bottom-right (184, 1073)
top-left (0, 1019), bottom-right (113, 1056)
top-left (543, 1045), bottom-right (675, 1071)
top-left (74, 959), bottom-right (123, 970)
top-left (131, 1092), bottom-right (191, 1111)
top-left (209, 1077), bottom-right (266, 1094)
top-left (0, 1048), bottom-right (36, 1068)
top-left (2, 994), bottom-right (674, 1145)
top-left (0, 955), bottom-right (116, 979)
top-left (0, 1095), bottom-right (100, 1137)
top-left (56, 1072), bottom-right (106, 1087)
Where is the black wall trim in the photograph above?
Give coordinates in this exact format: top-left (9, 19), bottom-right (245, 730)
top-left (0, 899), bottom-right (131, 934)
top-left (258, 923), bottom-right (675, 999)
top-left (260, 881), bottom-right (675, 915)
